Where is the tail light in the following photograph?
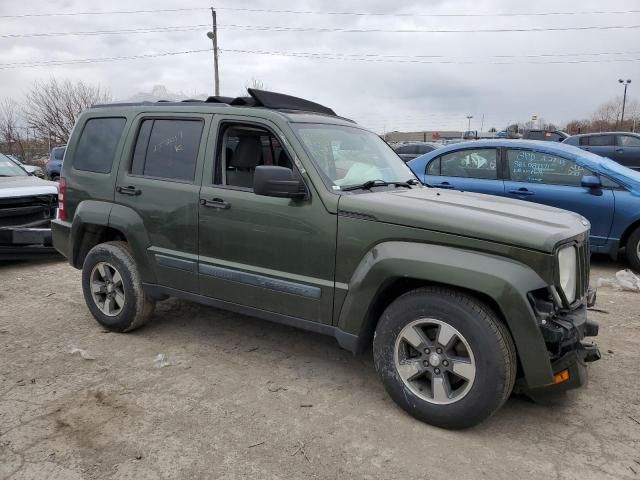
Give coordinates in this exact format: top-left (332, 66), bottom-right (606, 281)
top-left (58, 177), bottom-right (67, 221)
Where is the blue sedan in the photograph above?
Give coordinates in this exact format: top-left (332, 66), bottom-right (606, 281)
top-left (408, 139), bottom-right (640, 269)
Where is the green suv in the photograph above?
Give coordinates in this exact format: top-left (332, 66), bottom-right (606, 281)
top-left (52, 89), bottom-right (600, 429)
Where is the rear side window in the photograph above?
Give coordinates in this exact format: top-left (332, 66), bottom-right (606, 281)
top-left (130, 119), bottom-right (203, 182)
top-left (440, 148), bottom-right (498, 179)
top-left (588, 135), bottom-right (615, 147)
top-left (73, 118), bottom-right (126, 173)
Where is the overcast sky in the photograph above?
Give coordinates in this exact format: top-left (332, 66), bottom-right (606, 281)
top-left (1, 0), bottom-right (639, 133)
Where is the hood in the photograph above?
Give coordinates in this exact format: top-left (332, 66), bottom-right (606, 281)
top-left (0, 176), bottom-right (58, 199)
top-left (338, 187), bottom-right (589, 253)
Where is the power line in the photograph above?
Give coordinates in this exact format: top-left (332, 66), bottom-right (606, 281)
top-left (5, 22), bottom-right (640, 39)
top-left (220, 48), bottom-right (640, 65)
top-left (217, 23), bottom-right (640, 34)
top-left (0, 49), bottom-right (210, 70)
top-left (0, 8), bottom-right (205, 18)
top-left (3, 46), bottom-right (640, 71)
top-left (2, 6), bottom-right (640, 19)
top-left (0, 25), bottom-right (208, 38)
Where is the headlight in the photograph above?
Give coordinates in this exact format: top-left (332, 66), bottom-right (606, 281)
top-left (557, 246), bottom-right (577, 303)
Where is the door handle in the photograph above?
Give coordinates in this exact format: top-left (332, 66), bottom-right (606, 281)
top-left (615, 148), bottom-right (624, 153)
top-left (436, 182), bottom-right (455, 189)
top-left (200, 198), bottom-right (231, 210)
top-left (116, 185), bottom-right (141, 196)
top-left (508, 188), bottom-right (534, 196)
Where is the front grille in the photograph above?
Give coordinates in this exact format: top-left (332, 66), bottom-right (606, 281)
top-left (0, 194), bottom-right (58, 228)
top-left (576, 239), bottom-right (590, 300)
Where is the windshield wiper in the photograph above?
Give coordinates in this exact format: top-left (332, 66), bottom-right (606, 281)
top-left (341, 179), bottom-right (390, 191)
top-left (341, 179), bottom-right (415, 191)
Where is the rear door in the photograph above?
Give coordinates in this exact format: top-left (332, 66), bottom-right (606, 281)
top-left (114, 113), bottom-right (210, 293)
top-left (615, 134), bottom-right (640, 170)
top-left (503, 147), bottom-right (614, 245)
top-left (582, 134), bottom-right (616, 159)
top-left (422, 147), bottom-right (505, 196)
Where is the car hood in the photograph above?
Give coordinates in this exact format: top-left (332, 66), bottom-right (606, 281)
top-left (338, 187), bottom-right (589, 253)
top-left (0, 176), bottom-right (58, 198)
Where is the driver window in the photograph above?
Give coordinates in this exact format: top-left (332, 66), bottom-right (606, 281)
top-left (440, 149), bottom-right (498, 179)
top-left (507, 149), bottom-right (593, 186)
top-left (218, 125), bottom-right (292, 190)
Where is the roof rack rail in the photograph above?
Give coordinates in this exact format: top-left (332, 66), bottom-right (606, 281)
top-left (92, 89), bottom-right (339, 117)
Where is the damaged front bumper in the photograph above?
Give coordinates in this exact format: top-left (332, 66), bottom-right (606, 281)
top-left (522, 287), bottom-right (601, 397)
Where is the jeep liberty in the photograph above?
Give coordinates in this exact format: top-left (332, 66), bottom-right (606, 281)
top-left (52, 89), bottom-right (600, 429)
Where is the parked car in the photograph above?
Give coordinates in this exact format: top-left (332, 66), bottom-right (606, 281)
top-left (409, 139), bottom-right (640, 270)
top-left (0, 153), bottom-right (59, 259)
top-left (564, 132), bottom-right (640, 171)
top-left (52, 89), bottom-right (599, 429)
top-left (6, 154), bottom-right (45, 178)
top-left (46, 146), bottom-right (66, 180)
top-left (522, 130), bottom-right (569, 142)
top-left (393, 142), bottom-right (439, 162)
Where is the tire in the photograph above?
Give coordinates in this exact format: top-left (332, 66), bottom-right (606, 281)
top-left (625, 227), bottom-right (640, 273)
top-left (81, 241), bottom-right (155, 332)
top-left (50, 174), bottom-right (59, 182)
top-left (373, 287), bottom-right (516, 430)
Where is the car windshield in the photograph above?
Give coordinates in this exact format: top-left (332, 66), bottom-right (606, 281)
top-left (52, 147), bottom-right (65, 160)
top-left (292, 124), bottom-right (416, 190)
top-left (0, 153), bottom-right (28, 177)
top-left (597, 156), bottom-right (640, 184)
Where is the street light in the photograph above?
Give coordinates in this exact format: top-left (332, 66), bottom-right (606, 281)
top-left (466, 115), bottom-right (473, 132)
top-left (619, 79), bottom-right (632, 128)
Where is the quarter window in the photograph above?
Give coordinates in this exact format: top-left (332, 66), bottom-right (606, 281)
top-left (507, 149), bottom-right (592, 186)
top-left (73, 117), bottom-right (126, 173)
top-left (130, 119), bottom-right (203, 182)
top-left (426, 158), bottom-right (440, 175)
top-left (217, 124), bottom-right (293, 190)
top-left (439, 149), bottom-right (498, 179)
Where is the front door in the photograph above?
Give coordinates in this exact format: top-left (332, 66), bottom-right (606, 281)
top-left (198, 117), bottom-right (336, 324)
top-left (615, 134), bottom-right (640, 170)
top-left (503, 148), bottom-right (614, 245)
top-left (114, 113), bottom-right (210, 293)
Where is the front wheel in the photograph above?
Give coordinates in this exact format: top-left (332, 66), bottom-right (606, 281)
top-left (373, 287), bottom-right (516, 430)
top-left (625, 226), bottom-right (640, 272)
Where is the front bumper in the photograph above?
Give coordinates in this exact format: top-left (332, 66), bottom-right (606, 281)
top-left (0, 227), bottom-right (57, 259)
top-left (521, 288), bottom-right (600, 397)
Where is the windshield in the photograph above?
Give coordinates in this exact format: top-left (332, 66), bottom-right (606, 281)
top-left (0, 153), bottom-right (28, 177)
top-left (598, 156), bottom-right (640, 185)
top-left (292, 124), bottom-right (416, 190)
top-left (52, 147), bottom-right (65, 161)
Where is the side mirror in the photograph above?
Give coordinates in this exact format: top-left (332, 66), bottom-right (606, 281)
top-left (253, 165), bottom-right (307, 199)
top-left (581, 175), bottom-right (602, 189)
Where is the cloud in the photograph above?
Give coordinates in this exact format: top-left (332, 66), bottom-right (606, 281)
top-left (1, 0), bottom-right (639, 132)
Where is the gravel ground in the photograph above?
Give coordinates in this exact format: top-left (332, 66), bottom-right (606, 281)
top-left (1, 255), bottom-right (639, 480)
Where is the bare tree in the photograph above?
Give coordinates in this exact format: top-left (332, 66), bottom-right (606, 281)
top-left (23, 78), bottom-right (111, 145)
top-left (0, 98), bottom-right (27, 159)
top-left (240, 77), bottom-right (267, 96)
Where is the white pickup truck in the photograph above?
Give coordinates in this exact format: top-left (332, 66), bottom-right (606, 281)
top-left (0, 153), bottom-right (58, 259)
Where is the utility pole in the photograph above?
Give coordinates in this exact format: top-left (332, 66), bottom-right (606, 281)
top-left (207, 7), bottom-right (220, 96)
top-left (619, 79), bottom-right (632, 129)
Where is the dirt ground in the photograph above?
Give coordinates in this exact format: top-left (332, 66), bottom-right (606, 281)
top-left (1, 255), bottom-right (639, 480)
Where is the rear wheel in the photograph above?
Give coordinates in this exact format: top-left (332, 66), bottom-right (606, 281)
top-left (625, 226), bottom-right (640, 272)
top-left (373, 287), bottom-right (516, 430)
top-left (81, 241), bottom-right (155, 332)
